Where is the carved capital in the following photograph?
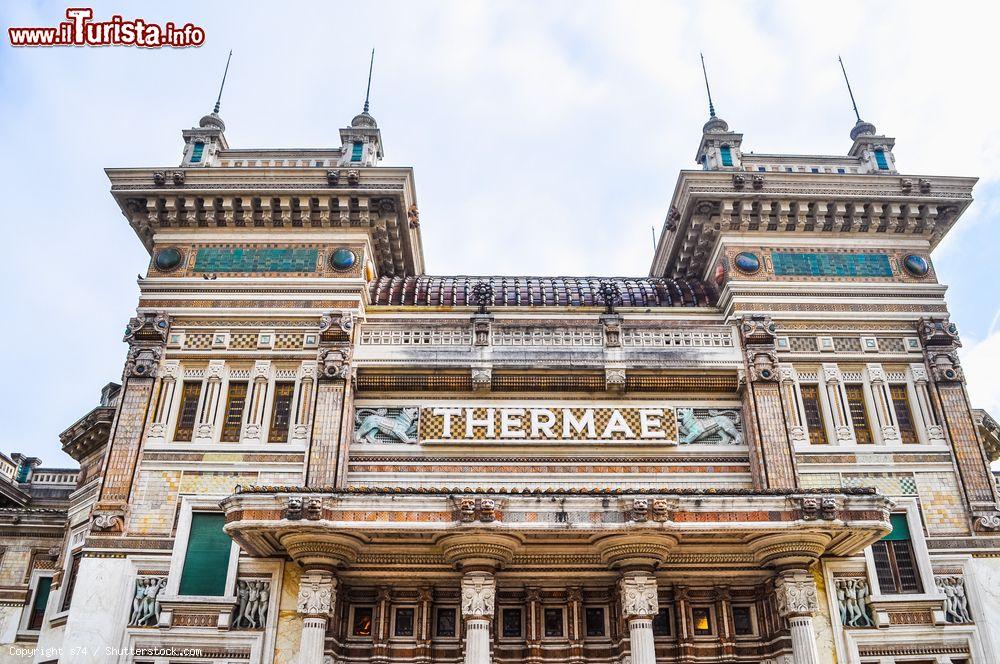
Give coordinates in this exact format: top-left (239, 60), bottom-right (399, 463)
top-left (619, 574), bottom-right (658, 619)
top-left (471, 366), bottom-right (492, 392)
top-left (123, 345), bottom-right (162, 379)
top-left (319, 311), bottom-right (354, 342)
top-left (918, 317), bottom-right (960, 347)
top-left (774, 570), bottom-right (818, 618)
top-left (281, 532), bottom-right (362, 570)
top-left (460, 572), bottom-right (495, 619)
top-left (297, 571), bottom-right (336, 616)
top-left (124, 312), bottom-right (170, 344)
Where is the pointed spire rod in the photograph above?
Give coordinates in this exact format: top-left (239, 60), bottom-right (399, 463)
top-left (363, 48), bottom-right (375, 113)
top-left (700, 52), bottom-right (716, 119)
top-left (213, 49), bottom-right (233, 115)
top-left (838, 55), bottom-right (861, 123)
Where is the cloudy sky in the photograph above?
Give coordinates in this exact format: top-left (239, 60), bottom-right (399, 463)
top-left (1, 1), bottom-right (998, 465)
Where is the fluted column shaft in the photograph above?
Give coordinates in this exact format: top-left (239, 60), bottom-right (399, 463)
top-left (461, 572), bottom-right (495, 664)
top-left (297, 571), bottom-right (336, 664)
top-left (774, 569), bottom-right (820, 664)
top-left (619, 573), bottom-right (658, 664)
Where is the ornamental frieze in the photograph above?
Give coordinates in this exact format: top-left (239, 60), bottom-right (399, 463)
top-left (352, 402), bottom-right (743, 446)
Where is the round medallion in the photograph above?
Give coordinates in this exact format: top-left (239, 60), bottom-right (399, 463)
top-left (154, 247), bottom-right (183, 272)
top-left (902, 254), bottom-right (929, 277)
top-left (733, 252), bottom-right (761, 274)
top-left (329, 248), bottom-right (357, 271)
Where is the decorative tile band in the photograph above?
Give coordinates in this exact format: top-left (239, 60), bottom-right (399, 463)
top-left (772, 252), bottom-right (892, 278)
top-left (193, 247), bottom-right (319, 273)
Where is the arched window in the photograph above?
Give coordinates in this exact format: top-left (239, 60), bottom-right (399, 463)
top-left (190, 142), bottom-right (205, 163)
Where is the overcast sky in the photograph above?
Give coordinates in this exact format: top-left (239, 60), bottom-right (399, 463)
top-left (1, 1), bottom-right (998, 466)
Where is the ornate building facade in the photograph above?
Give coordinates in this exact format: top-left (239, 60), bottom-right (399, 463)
top-left (8, 98), bottom-right (1000, 664)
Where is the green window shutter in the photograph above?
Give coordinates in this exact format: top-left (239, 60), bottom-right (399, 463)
top-left (874, 149), bottom-right (888, 170)
top-left (179, 513), bottom-right (231, 596)
top-left (883, 513), bottom-right (911, 541)
top-left (351, 142), bottom-right (364, 162)
top-left (191, 142), bottom-right (205, 163)
top-left (720, 146), bottom-right (733, 167)
top-left (28, 577), bottom-right (52, 630)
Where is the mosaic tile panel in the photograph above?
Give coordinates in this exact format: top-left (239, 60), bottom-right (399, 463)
top-left (878, 337), bottom-right (906, 353)
top-left (193, 247), bottom-right (319, 273)
top-left (274, 333), bottom-right (303, 350)
top-left (184, 333), bottom-right (213, 349)
top-left (788, 336), bottom-right (819, 352)
top-left (772, 252), bottom-right (892, 278)
top-left (229, 332), bottom-right (258, 349)
top-left (842, 473), bottom-right (917, 495)
top-left (833, 337), bottom-right (863, 352)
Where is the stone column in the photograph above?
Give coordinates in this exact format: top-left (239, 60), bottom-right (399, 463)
top-left (773, 569), bottom-right (820, 664)
top-left (619, 574), bottom-right (658, 664)
top-left (297, 570), bottom-right (336, 664)
top-left (461, 572), bottom-right (495, 664)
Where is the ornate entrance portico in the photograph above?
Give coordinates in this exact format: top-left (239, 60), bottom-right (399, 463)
top-left (223, 487), bottom-right (890, 663)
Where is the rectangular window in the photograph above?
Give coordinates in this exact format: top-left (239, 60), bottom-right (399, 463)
top-left (174, 381), bottom-right (203, 442)
top-left (353, 606), bottom-right (374, 636)
top-left (435, 607), bottom-right (456, 637)
top-left (652, 607), bottom-right (672, 636)
top-left (691, 606), bottom-right (713, 636)
top-left (351, 141), bottom-right (364, 162)
top-left (27, 577), bottom-right (52, 630)
top-left (394, 607), bottom-right (415, 637)
top-left (846, 384), bottom-right (873, 444)
top-left (811, 167), bottom-right (820, 173)
top-left (61, 552), bottom-right (82, 611)
top-left (190, 142), bottom-right (204, 163)
top-left (890, 385), bottom-right (917, 444)
top-left (585, 607), bottom-right (606, 637)
top-left (178, 513), bottom-right (231, 596)
top-left (837, 168), bottom-right (846, 174)
top-left (800, 385), bottom-right (828, 444)
top-left (731, 605), bottom-right (754, 636)
top-left (719, 146), bottom-right (733, 167)
top-left (501, 607), bottom-right (522, 638)
top-left (220, 381), bottom-right (248, 442)
top-left (874, 149), bottom-right (889, 170)
top-left (871, 513), bottom-right (923, 594)
top-left (543, 607), bottom-right (564, 637)
top-left (268, 382), bottom-right (295, 443)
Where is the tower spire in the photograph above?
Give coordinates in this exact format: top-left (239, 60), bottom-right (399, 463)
top-left (213, 50), bottom-right (233, 115)
top-left (837, 55), bottom-right (861, 123)
top-left (700, 52), bottom-right (716, 119)
top-left (363, 48), bottom-right (375, 114)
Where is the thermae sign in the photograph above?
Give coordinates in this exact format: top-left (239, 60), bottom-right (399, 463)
top-left (352, 404), bottom-right (744, 446)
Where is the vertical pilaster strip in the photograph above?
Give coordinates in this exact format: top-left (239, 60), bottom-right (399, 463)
top-left (919, 317), bottom-right (1000, 528)
top-left (740, 315), bottom-right (798, 489)
top-left (308, 311), bottom-right (354, 488)
top-left (93, 313), bottom-right (168, 531)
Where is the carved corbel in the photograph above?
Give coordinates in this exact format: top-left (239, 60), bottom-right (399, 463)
top-left (472, 366), bottom-right (492, 392)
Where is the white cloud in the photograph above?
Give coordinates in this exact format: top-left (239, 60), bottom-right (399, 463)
top-left (962, 311), bottom-right (1000, 417)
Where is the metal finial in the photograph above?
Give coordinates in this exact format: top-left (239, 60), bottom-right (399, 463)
top-left (700, 52), bottom-right (716, 118)
top-left (838, 55), bottom-right (861, 123)
top-left (213, 50), bottom-right (233, 114)
top-left (363, 48), bottom-right (375, 113)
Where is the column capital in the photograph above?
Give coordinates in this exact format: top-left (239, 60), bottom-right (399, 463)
top-left (460, 572), bottom-right (495, 620)
top-left (773, 569), bottom-right (818, 619)
top-left (618, 573), bottom-right (659, 620)
top-left (297, 570), bottom-right (336, 617)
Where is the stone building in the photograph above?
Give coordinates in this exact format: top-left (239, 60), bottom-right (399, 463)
top-left (9, 94), bottom-right (1000, 664)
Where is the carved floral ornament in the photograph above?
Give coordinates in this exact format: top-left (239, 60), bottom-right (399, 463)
top-left (773, 571), bottom-right (818, 618)
top-left (619, 575), bottom-right (658, 619)
top-left (461, 573), bottom-right (496, 618)
top-left (297, 572), bottom-right (335, 616)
